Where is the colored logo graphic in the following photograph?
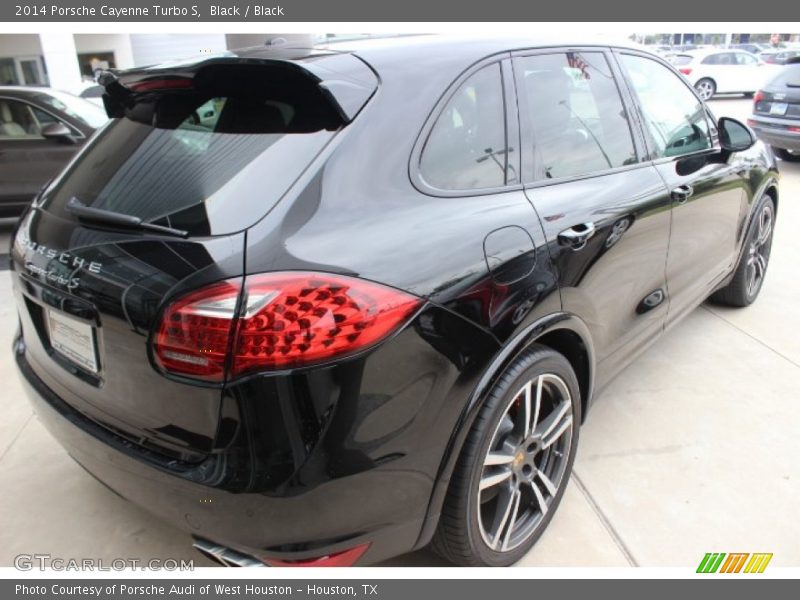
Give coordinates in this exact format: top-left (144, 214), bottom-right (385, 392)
top-left (697, 552), bottom-right (773, 573)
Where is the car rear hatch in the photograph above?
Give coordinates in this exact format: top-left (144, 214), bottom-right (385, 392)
top-left (11, 48), bottom-right (377, 462)
top-left (754, 64), bottom-right (800, 121)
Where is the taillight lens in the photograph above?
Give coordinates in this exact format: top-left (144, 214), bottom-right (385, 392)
top-left (233, 273), bottom-right (420, 376)
top-left (154, 280), bottom-right (241, 382)
top-left (153, 272), bottom-right (421, 382)
top-left (679, 67), bottom-right (693, 76)
top-left (754, 90), bottom-right (765, 104)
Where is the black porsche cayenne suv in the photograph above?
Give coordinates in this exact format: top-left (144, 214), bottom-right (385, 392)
top-left (11, 36), bottom-right (778, 567)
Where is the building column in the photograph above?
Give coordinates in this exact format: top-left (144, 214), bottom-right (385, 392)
top-left (38, 33), bottom-right (83, 93)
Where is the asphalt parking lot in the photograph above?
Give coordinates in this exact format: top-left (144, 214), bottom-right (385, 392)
top-left (0, 96), bottom-right (797, 568)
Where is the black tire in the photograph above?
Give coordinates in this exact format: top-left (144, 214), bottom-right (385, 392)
top-left (710, 195), bottom-right (775, 307)
top-left (773, 147), bottom-right (800, 162)
top-left (694, 78), bottom-right (716, 101)
top-left (431, 344), bottom-right (581, 566)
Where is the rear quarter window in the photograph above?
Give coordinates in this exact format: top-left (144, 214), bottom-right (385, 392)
top-left (418, 63), bottom-right (510, 191)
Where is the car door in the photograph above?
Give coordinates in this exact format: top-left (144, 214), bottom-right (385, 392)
top-left (615, 51), bottom-right (747, 327)
top-left (704, 52), bottom-right (738, 92)
top-left (513, 48), bottom-right (673, 388)
top-left (733, 51), bottom-right (765, 91)
top-left (0, 96), bottom-right (80, 215)
top-left (406, 57), bottom-right (560, 342)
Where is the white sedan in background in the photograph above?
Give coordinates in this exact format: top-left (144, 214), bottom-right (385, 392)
top-left (669, 49), bottom-right (779, 100)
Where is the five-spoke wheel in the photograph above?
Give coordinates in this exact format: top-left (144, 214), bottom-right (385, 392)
top-left (711, 194), bottom-right (775, 307)
top-left (694, 78), bottom-right (716, 101)
top-left (477, 374), bottom-right (574, 552)
top-left (432, 345), bottom-right (581, 566)
top-left (746, 202), bottom-right (774, 298)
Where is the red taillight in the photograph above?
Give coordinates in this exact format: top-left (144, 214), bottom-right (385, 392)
top-left (754, 90), bottom-right (765, 104)
top-left (789, 126), bottom-right (800, 133)
top-left (679, 67), bottom-right (693, 76)
top-left (262, 543), bottom-right (370, 567)
top-left (129, 78), bottom-right (193, 92)
top-left (153, 273), bottom-right (421, 382)
top-left (154, 280), bottom-right (241, 382)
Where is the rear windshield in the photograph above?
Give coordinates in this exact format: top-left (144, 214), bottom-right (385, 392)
top-left (669, 55), bottom-right (693, 66)
top-left (767, 64), bottom-right (800, 88)
top-left (39, 93), bottom-right (337, 236)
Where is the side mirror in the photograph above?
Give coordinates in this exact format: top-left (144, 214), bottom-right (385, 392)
top-left (718, 117), bottom-right (755, 152)
top-left (41, 122), bottom-right (76, 144)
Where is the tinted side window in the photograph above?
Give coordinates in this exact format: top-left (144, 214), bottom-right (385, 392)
top-left (735, 52), bottom-right (758, 65)
top-left (0, 99), bottom-right (40, 138)
top-left (419, 64), bottom-right (508, 190)
top-left (720, 53), bottom-right (737, 65)
top-left (620, 54), bottom-right (712, 159)
top-left (517, 52), bottom-right (637, 181)
top-left (0, 99), bottom-right (78, 139)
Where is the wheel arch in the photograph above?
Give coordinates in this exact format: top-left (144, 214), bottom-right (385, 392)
top-left (414, 312), bottom-right (595, 550)
top-left (746, 176), bottom-right (779, 239)
top-left (764, 181), bottom-right (778, 214)
top-left (713, 175), bottom-right (779, 296)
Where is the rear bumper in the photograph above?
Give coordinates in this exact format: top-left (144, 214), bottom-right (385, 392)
top-left (749, 115), bottom-right (800, 151)
top-left (14, 336), bottom-right (424, 564)
top-left (13, 303), bottom-right (499, 565)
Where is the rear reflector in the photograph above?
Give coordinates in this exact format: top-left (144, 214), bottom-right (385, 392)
top-left (679, 67), bottom-right (693, 76)
top-left (153, 273), bottom-right (421, 382)
top-left (262, 543), bottom-right (370, 567)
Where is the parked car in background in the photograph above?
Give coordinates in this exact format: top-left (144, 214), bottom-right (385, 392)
top-left (646, 45), bottom-right (673, 56)
top-left (0, 87), bottom-right (107, 217)
top-left (730, 43), bottom-right (768, 55)
top-left (671, 49), bottom-right (776, 100)
top-left (77, 84), bottom-right (104, 107)
top-left (759, 48), bottom-right (800, 65)
top-left (748, 59), bottom-right (800, 161)
top-left (10, 37), bottom-right (778, 567)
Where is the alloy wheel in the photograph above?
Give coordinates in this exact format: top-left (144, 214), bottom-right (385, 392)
top-left (695, 80), bottom-right (714, 100)
top-left (477, 373), bottom-right (574, 552)
top-left (746, 203), bottom-right (774, 297)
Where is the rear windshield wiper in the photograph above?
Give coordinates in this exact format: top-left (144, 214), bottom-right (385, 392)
top-left (65, 197), bottom-right (189, 238)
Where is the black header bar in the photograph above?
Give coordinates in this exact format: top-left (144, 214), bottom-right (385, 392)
top-left (2, 0), bottom-right (796, 22)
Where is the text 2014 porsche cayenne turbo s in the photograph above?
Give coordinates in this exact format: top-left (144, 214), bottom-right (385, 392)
top-left (10, 36), bottom-right (778, 566)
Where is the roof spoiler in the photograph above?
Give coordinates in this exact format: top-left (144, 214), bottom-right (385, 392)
top-left (99, 53), bottom-right (378, 125)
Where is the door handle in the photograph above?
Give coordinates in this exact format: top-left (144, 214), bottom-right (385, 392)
top-left (671, 184), bottom-right (693, 204)
top-left (558, 222), bottom-right (596, 251)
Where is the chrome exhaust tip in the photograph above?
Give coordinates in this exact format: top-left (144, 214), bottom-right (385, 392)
top-left (192, 538), bottom-right (266, 567)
